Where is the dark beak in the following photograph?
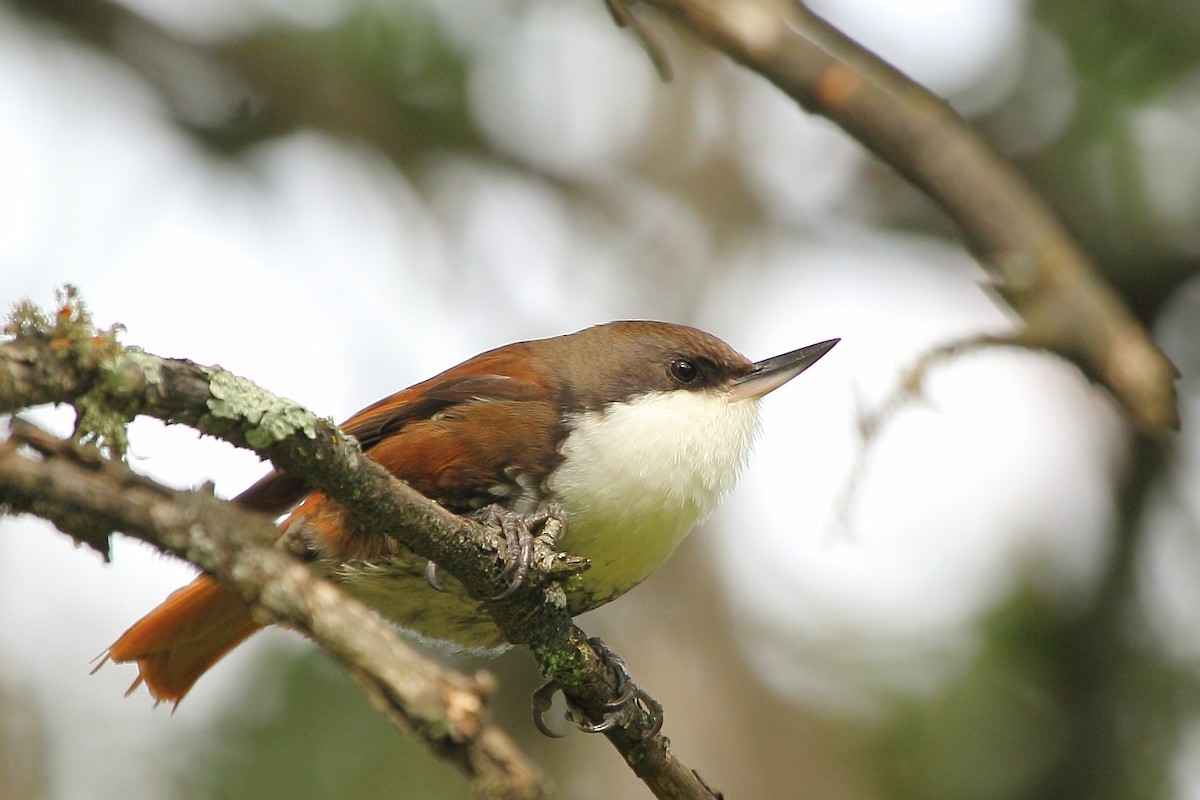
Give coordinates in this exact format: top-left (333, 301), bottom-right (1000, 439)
top-left (729, 338), bottom-right (839, 401)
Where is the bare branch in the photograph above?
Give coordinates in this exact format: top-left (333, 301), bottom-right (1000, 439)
top-left (635, 0), bottom-right (1179, 433)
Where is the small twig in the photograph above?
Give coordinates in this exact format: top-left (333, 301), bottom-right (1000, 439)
top-left (835, 333), bottom-right (1018, 532)
top-left (855, 334), bottom-right (1016, 444)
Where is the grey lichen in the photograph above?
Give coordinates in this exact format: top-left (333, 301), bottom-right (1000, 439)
top-left (205, 367), bottom-right (318, 449)
top-left (72, 393), bottom-right (132, 457)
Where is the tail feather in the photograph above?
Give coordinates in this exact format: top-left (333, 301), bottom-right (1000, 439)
top-left (100, 575), bottom-right (261, 705)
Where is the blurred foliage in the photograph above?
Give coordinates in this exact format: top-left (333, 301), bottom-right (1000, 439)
top-left (13, 0), bottom-right (483, 160)
top-left (871, 586), bottom-right (1191, 800)
top-left (1019, 0), bottom-right (1200, 310)
top-left (1036, 0), bottom-right (1200, 101)
top-left (177, 644), bottom-right (472, 800)
top-left (206, 8), bottom-right (481, 157)
top-left (0, 682), bottom-right (49, 800)
top-left (21, 0), bottom-right (1200, 310)
top-left (869, 434), bottom-right (1200, 800)
top-left (871, 591), bottom-right (1072, 800)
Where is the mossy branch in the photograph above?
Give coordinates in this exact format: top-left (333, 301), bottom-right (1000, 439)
top-left (0, 288), bottom-right (717, 800)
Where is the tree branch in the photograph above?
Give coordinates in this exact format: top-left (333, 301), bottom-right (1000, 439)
top-left (0, 291), bottom-right (718, 800)
top-left (0, 418), bottom-right (547, 799)
top-left (635, 0), bottom-right (1179, 433)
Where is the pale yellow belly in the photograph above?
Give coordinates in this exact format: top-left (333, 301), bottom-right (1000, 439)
top-left (329, 497), bottom-right (702, 652)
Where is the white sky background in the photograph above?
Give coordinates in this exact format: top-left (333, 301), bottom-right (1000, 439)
top-left (0, 0), bottom-right (1167, 797)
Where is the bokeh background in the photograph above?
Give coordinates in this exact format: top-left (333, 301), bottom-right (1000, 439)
top-left (2, 0), bottom-right (1200, 798)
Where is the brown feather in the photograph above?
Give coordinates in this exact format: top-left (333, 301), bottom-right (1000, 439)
top-left (105, 341), bottom-right (560, 703)
top-left (103, 576), bottom-right (259, 705)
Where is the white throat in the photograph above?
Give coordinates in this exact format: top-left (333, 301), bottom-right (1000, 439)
top-left (548, 388), bottom-right (761, 604)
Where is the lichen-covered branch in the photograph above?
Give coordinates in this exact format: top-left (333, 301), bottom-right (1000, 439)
top-left (0, 419), bottom-right (547, 800)
top-left (1, 292), bottom-right (549, 597)
top-left (0, 290), bottom-right (716, 800)
top-left (635, 0), bottom-right (1178, 433)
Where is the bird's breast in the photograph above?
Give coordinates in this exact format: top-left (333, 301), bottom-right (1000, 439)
top-left (547, 388), bottom-right (761, 607)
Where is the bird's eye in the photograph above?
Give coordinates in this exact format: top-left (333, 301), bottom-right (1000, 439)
top-left (669, 358), bottom-right (698, 384)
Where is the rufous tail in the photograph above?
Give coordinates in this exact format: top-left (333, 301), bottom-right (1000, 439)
top-left (99, 575), bottom-right (261, 705)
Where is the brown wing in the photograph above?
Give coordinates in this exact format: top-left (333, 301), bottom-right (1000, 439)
top-left (364, 395), bottom-right (561, 511)
top-left (108, 344), bottom-right (563, 705)
top-left (233, 343), bottom-right (556, 517)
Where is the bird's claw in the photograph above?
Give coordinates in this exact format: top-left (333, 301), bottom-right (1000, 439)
top-left (424, 559), bottom-right (447, 592)
top-left (425, 502), bottom-right (575, 597)
top-left (531, 637), bottom-right (663, 739)
top-left (531, 680), bottom-right (567, 739)
top-left (473, 502), bottom-right (569, 601)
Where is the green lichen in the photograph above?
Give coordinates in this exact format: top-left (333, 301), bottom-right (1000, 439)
top-left (533, 639), bottom-right (592, 686)
top-left (4, 285), bottom-right (122, 361)
top-left (73, 395), bottom-right (131, 456)
top-left (116, 349), bottom-right (163, 389)
top-left (6, 286), bottom-right (131, 456)
top-left (4, 298), bottom-right (51, 338)
top-left (205, 367), bottom-right (318, 450)
top-left (78, 350), bottom-right (170, 457)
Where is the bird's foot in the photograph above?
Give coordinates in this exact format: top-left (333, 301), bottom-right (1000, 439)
top-left (532, 637), bottom-right (664, 739)
top-left (425, 502), bottom-right (582, 599)
top-left (474, 502), bottom-right (572, 600)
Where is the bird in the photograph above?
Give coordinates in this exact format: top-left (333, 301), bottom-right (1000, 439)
top-left (101, 321), bottom-right (838, 705)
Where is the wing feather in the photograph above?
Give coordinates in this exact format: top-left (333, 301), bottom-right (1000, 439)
top-left (233, 347), bottom-right (554, 518)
